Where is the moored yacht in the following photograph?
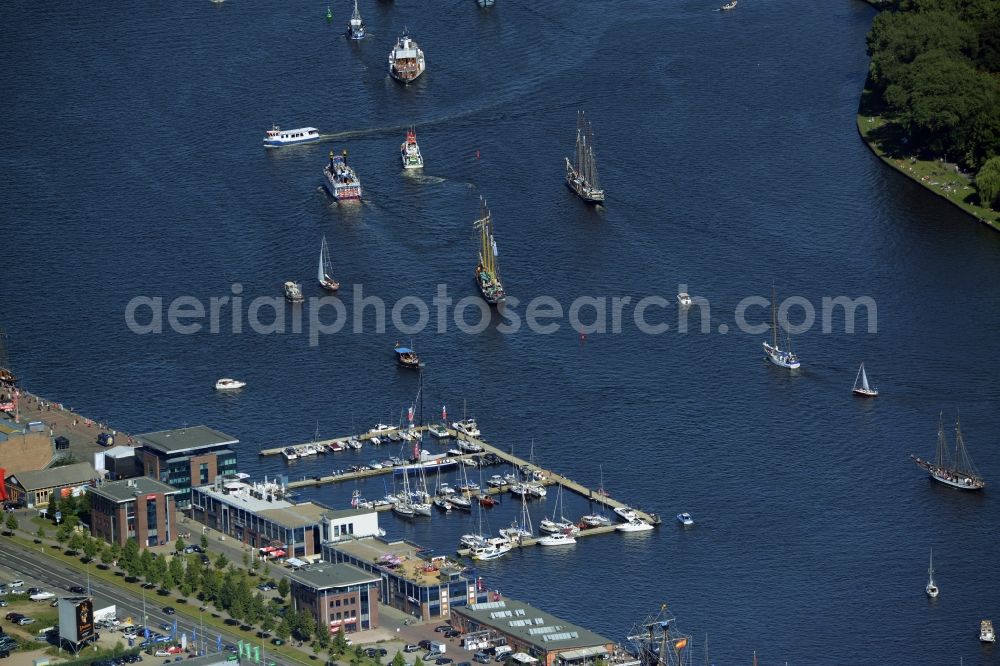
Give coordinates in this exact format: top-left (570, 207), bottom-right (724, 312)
top-left (282, 447), bottom-right (298, 461)
top-left (389, 31), bottom-right (426, 83)
top-left (452, 419), bottom-right (480, 437)
top-left (470, 542), bottom-right (511, 560)
top-left (215, 378), bottom-right (246, 391)
top-left (981, 620), bottom-right (995, 643)
top-left (617, 519), bottom-right (654, 532)
top-left (538, 530), bottom-right (577, 546)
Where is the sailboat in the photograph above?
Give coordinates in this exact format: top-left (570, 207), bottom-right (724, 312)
top-left (926, 548), bottom-right (939, 598)
top-left (392, 465), bottom-right (418, 518)
top-left (473, 198), bottom-right (505, 305)
top-left (499, 490), bottom-right (533, 542)
top-left (581, 465), bottom-right (612, 527)
top-left (317, 236), bottom-right (340, 291)
top-left (852, 362), bottom-right (878, 397)
top-left (565, 111), bottom-right (605, 203)
top-left (345, 0), bottom-right (365, 40)
top-left (539, 484), bottom-right (578, 535)
top-left (762, 286), bottom-right (800, 369)
top-left (911, 413), bottom-right (985, 490)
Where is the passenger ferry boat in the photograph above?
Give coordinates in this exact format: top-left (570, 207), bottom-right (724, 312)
top-left (401, 128), bottom-right (424, 169)
top-left (263, 125), bottom-right (320, 148)
top-left (389, 31), bottom-right (426, 84)
top-left (323, 150), bottom-right (362, 201)
top-left (345, 0), bottom-right (365, 40)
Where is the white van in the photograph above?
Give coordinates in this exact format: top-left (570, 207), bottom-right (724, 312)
top-left (493, 646), bottom-right (513, 660)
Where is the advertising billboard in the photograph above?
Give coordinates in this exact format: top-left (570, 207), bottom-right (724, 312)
top-left (57, 597), bottom-right (94, 644)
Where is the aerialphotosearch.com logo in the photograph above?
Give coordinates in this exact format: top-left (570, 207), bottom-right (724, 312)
top-left (124, 283), bottom-right (878, 346)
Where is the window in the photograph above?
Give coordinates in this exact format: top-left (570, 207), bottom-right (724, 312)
top-left (199, 463), bottom-right (209, 485)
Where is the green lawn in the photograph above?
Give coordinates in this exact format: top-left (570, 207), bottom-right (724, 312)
top-left (857, 114), bottom-right (1000, 232)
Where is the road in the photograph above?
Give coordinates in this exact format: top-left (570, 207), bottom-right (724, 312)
top-left (0, 539), bottom-right (295, 666)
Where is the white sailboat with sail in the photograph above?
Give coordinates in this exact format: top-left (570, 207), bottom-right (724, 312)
top-left (318, 235), bottom-right (340, 292)
top-left (762, 286), bottom-right (800, 369)
top-left (539, 483), bottom-right (578, 535)
top-left (852, 362), bottom-right (878, 396)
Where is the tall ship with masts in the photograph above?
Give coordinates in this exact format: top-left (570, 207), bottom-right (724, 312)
top-left (473, 198), bottom-right (505, 305)
top-left (565, 111), bottom-right (605, 203)
top-left (627, 604), bottom-right (693, 666)
top-left (388, 30), bottom-right (426, 84)
top-left (911, 413), bottom-right (985, 490)
top-left (345, 0), bottom-right (365, 40)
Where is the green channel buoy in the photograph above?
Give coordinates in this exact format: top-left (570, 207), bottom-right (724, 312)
top-left (326, 7), bottom-right (333, 21)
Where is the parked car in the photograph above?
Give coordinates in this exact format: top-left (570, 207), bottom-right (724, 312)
top-left (4, 613), bottom-right (23, 621)
top-left (418, 640), bottom-right (433, 651)
top-left (162, 607), bottom-right (175, 615)
top-left (8, 581), bottom-right (23, 588)
top-left (0, 600), bottom-right (6, 608)
top-left (435, 658), bottom-right (453, 665)
top-left (444, 630), bottom-right (460, 639)
top-left (17, 617), bottom-right (36, 625)
top-left (434, 625), bottom-right (451, 633)
top-left (403, 645), bottom-right (420, 654)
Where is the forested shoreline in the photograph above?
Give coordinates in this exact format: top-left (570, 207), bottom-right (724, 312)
top-left (863, 0), bottom-right (1000, 210)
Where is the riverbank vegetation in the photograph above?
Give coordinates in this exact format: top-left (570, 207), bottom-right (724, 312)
top-left (861, 0), bottom-right (1000, 212)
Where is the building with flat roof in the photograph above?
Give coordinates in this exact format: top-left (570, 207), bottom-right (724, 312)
top-left (323, 537), bottom-right (488, 621)
top-left (4, 462), bottom-right (100, 507)
top-left (285, 563), bottom-right (381, 635)
top-left (450, 598), bottom-right (616, 666)
top-left (190, 478), bottom-right (377, 559)
top-left (136, 426), bottom-right (237, 507)
top-left (89, 477), bottom-right (180, 548)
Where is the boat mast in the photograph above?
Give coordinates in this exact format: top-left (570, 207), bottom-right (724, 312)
top-left (935, 412), bottom-right (952, 470)
top-left (953, 414), bottom-right (979, 477)
top-left (585, 120), bottom-right (599, 188)
top-left (928, 548), bottom-right (935, 584)
top-left (771, 286), bottom-right (779, 348)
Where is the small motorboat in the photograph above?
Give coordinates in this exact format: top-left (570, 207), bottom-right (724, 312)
top-left (395, 344), bottom-right (421, 368)
top-left (433, 497), bottom-right (452, 512)
top-left (282, 447), bottom-right (298, 461)
top-left (477, 494), bottom-right (497, 508)
top-left (263, 125), bottom-right (320, 148)
top-left (981, 619), bottom-right (996, 643)
top-left (926, 549), bottom-right (939, 598)
top-left (676, 512), bottom-right (694, 526)
top-left (720, 0), bottom-right (737, 9)
top-left (616, 519), bottom-right (654, 533)
top-left (215, 378), bottom-right (246, 391)
top-left (580, 514), bottom-right (611, 528)
top-left (613, 506), bottom-right (637, 522)
top-left (677, 292), bottom-right (692, 307)
top-left (283, 281), bottom-right (305, 303)
top-left (538, 531), bottom-right (577, 546)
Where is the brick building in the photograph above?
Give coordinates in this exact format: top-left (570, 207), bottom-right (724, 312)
top-left (285, 564), bottom-right (380, 635)
top-left (135, 426), bottom-right (237, 508)
top-left (89, 477), bottom-right (180, 548)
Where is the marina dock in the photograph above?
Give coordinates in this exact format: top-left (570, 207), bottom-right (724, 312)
top-left (265, 425), bottom-right (661, 534)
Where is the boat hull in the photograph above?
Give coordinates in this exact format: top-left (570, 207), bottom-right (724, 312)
top-left (564, 176), bottom-right (605, 203)
top-left (852, 388), bottom-right (878, 397)
top-left (929, 473), bottom-right (984, 490)
top-left (475, 271), bottom-right (505, 305)
top-left (763, 341), bottom-right (800, 369)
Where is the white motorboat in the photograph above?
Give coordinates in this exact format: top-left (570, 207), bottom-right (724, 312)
top-left (470, 543), bottom-right (511, 560)
top-left (613, 506), bottom-right (637, 522)
top-left (283, 281), bottom-right (305, 303)
top-left (282, 447), bottom-right (298, 461)
top-left (509, 483), bottom-right (530, 497)
top-left (538, 531), bottom-right (577, 547)
top-left (720, 0), bottom-right (737, 10)
top-left (539, 484), bottom-right (577, 534)
top-left (370, 436), bottom-right (381, 446)
top-left (460, 534), bottom-right (487, 549)
top-left (487, 475), bottom-right (505, 488)
top-left (448, 493), bottom-right (472, 511)
top-left (981, 620), bottom-right (995, 643)
top-left (452, 419), bottom-right (481, 437)
top-left (401, 128), bottom-right (424, 169)
top-left (676, 512), bottom-right (695, 526)
top-left (263, 125), bottom-right (320, 148)
top-left (926, 548), bottom-right (939, 598)
top-left (677, 292), bottom-right (692, 307)
top-left (370, 423), bottom-right (393, 433)
top-left (348, 438), bottom-right (363, 449)
top-left (617, 519), bottom-right (654, 532)
top-left (214, 378), bottom-right (246, 391)
top-left (428, 423), bottom-right (450, 439)
top-left (437, 483), bottom-right (455, 496)
top-left (463, 458), bottom-right (479, 468)
top-left (412, 501), bottom-right (432, 516)
top-left (528, 483), bottom-right (547, 498)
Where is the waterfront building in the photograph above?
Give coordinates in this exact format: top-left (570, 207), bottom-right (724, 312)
top-left (450, 598), bottom-right (616, 666)
top-left (95, 445), bottom-right (142, 480)
top-left (323, 537), bottom-right (488, 621)
top-left (190, 478), bottom-right (379, 559)
top-left (285, 563), bottom-right (381, 635)
top-left (135, 426), bottom-right (237, 507)
top-left (89, 476), bottom-right (180, 548)
top-left (3, 461), bottom-right (100, 508)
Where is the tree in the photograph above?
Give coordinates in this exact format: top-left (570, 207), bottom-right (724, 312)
top-left (261, 613), bottom-right (276, 635)
top-left (5, 514), bottom-right (17, 533)
top-left (83, 536), bottom-right (100, 561)
top-left (275, 617), bottom-right (292, 642)
top-left (61, 493), bottom-right (77, 517)
top-left (332, 627), bottom-right (350, 655)
top-left (48, 494), bottom-right (59, 522)
top-left (976, 156), bottom-right (1000, 208)
top-left (110, 542), bottom-right (122, 566)
top-left (392, 652), bottom-right (407, 666)
top-left (251, 557), bottom-right (263, 575)
top-left (414, 656), bottom-right (424, 666)
top-left (296, 609), bottom-right (315, 642)
top-left (200, 534), bottom-right (209, 550)
top-left (214, 552), bottom-right (228, 570)
top-left (168, 556), bottom-right (185, 590)
top-left (139, 550), bottom-right (155, 580)
top-left (56, 524), bottom-right (71, 549)
top-left (68, 530), bottom-right (84, 552)
top-left (276, 577), bottom-right (289, 600)
top-left (174, 537), bottom-right (186, 554)
top-left (146, 554), bottom-right (165, 588)
top-left (121, 539), bottom-right (140, 572)
top-left (315, 627), bottom-right (330, 652)
top-left (36, 525), bottom-right (47, 541)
